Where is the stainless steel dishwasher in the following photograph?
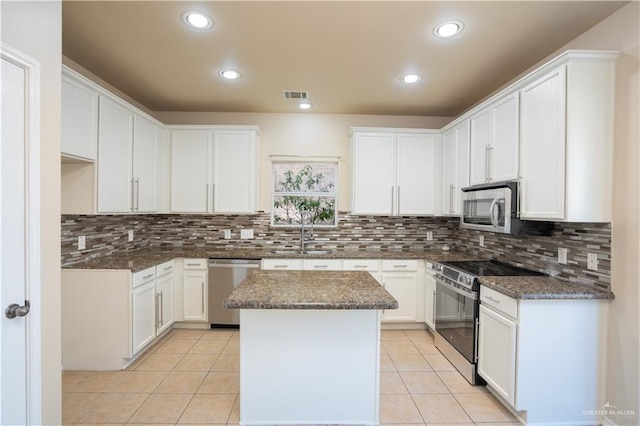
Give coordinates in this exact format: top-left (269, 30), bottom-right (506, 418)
top-left (208, 258), bottom-right (261, 327)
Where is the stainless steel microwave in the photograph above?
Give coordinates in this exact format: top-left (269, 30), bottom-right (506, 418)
top-left (460, 181), bottom-right (554, 236)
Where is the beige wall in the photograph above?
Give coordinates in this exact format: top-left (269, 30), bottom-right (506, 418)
top-left (154, 111), bottom-right (452, 211)
top-left (1, 1), bottom-right (62, 424)
top-left (557, 3), bottom-right (639, 423)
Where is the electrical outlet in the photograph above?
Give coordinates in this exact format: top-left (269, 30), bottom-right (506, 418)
top-left (587, 253), bottom-right (598, 271)
top-left (128, 230), bottom-right (134, 242)
top-left (426, 231), bottom-right (433, 241)
top-left (223, 230), bottom-right (231, 239)
top-left (479, 235), bottom-right (485, 247)
top-left (241, 229), bottom-right (254, 239)
top-left (558, 248), bottom-right (567, 264)
top-left (78, 236), bottom-right (86, 250)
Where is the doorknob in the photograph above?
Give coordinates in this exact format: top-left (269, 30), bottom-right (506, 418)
top-left (5, 300), bottom-right (30, 319)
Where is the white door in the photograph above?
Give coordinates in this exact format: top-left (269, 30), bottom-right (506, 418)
top-left (491, 93), bottom-right (519, 182)
top-left (1, 45), bottom-right (41, 425)
top-left (156, 273), bottom-right (174, 335)
top-left (132, 281), bottom-right (156, 354)
top-left (183, 270), bottom-right (207, 321)
top-left (381, 274), bottom-right (417, 322)
top-left (469, 109), bottom-right (491, 185)
top-left (441, 128), bottom-right (457, 215)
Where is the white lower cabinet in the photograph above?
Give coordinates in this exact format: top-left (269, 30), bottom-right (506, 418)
top-left (478, 303), bottom-right (517, 404)
top-left (182, 259), bottom-right (208, 322)
top-left (261, 259), bottom-right (302, 270)
top-left (132, 280), bottom-right (157, 354)
top-left (424, 264), bottom-right (436, 330)
top-left (380, 260), bottom-right (418, 323)
top-left (62, 259), bottom-right (178, 370)
top-left (477, 284), bottom-right (608, 424)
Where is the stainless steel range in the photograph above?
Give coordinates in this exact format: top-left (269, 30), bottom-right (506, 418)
top-left (430, 260), bottom-right (544, 385)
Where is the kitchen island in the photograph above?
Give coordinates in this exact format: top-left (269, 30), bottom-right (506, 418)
top-left (225, 270), bottom-right (398, 426)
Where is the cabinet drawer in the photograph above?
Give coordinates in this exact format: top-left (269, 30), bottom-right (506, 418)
top-left (132, 266), bottom-right (156, 289)
top-left (156, 260), bottom-right (175, 277)
top-left (342, 259), bottom-right (380, 272)
top-left (302, 259), bottom-right (342, 271)
top-left (262, 259), bottom-right (302, 270)
top-left (480, 285), bottom-right (518, 319)
top-left (381, 259), bottom-right (418, 272)
top-left (183, 259), bottom-right (207, 270)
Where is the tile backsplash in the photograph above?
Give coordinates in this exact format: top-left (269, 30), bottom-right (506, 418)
top-left (61, 213), bottom-right (611, 290)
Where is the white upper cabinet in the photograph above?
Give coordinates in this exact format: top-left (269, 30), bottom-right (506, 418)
top-left (397, 133), bottom-right (437, 215)
top-left (213, 129), bottom-right (258, 213)
top-left (133, 115), bottom-right (160, 213)
top-left (351, 132), bottom-right (396, 215)
top-left (97, 97), bottom-right (134, 213)
top-left (519, 53), bottom-right (616, 222)
top-left (97, 97), bottom-right (161, 214)
top-left (351, 128), bottom-right (437, 216)
top-left (442, 120), bottom-right (470, 215)
top-left (469, 93), bottom-right (519, 185)
top-left (171, 130), bottom-right (213, 213)
top-left (519, 67), bottom-right (566, 220)
top-left (61, 75), bottom-right (99, 161)
top-left (171, 127), bottom-right (259, 214)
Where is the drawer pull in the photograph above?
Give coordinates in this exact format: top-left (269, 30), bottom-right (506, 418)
top-left (486, 296), bottom-right (501, 304)
top-left (143, 274), bottom-right (154, 279)
top-left (393, 265), bottom-right (408, 268)
top-left (354, 265), bottom-right (368, 268)
top-left (186, 263), bottom-right (201, 267)
top-left (314, 265), bottom-right (328, 269)
top-left (164, 266), bottom-right (173, 270)
top-left (274, 265), bottom-right (288, 268)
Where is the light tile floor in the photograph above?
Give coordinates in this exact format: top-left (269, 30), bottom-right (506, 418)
top-left (62, 328), bottom-right (520, 425)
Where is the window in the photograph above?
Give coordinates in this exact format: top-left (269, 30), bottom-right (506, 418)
top-left (272, 162), bottom-right (337, 226)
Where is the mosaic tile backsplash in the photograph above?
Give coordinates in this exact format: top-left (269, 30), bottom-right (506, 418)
top-left (61, 213), bottom-right (611, 290)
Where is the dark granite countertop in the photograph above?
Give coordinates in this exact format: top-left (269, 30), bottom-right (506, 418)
top-left (62, 247), bottom-right (474, 272)
top-left (480, 276), bottom-right (614, 300)
top-left (224, 270), bottom-right (398, 310)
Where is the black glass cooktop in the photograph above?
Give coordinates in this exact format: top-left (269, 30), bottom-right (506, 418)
top-left (439, 260), bottom-right (545, 277)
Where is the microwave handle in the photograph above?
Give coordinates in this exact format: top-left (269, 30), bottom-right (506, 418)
top-left (489, 198), bottom-right (499, 227)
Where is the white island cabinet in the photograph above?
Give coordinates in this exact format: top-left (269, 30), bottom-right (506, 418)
top-left (226, 270), bottom-right (397, 425)
top-left (478, 284), bottom-right (609, 425)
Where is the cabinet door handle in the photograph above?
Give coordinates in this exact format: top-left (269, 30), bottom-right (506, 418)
top-left (160, 291), bottom-right (164, 326)
top-left (206, 184), bottom-right (210, 212)
top-left (212, 183), bottom-right (216, 212)
top-left (449, 184), bottom-right (455, 213)
top-left (135, 178), bottom-right (140, 211)
top-left (201, 282), bottom-right (205, 314)
top-left (432, 290), bottom-right (436, 323)
top-left (397, 186), bottom-right (400, 212)
top-left (485, 145), bottom-right (490, 182)
top-left (155, 293), bottom-right (160, 328)
top-left (130, 178), bottom-right (135, 212)
top-left (391, 186), bottom-right (394, 214)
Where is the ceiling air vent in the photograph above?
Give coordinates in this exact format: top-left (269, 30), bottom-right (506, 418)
top-left (282, 90), bottom-right (309, 100)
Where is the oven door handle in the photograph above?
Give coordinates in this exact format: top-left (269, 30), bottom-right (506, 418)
top-left (436, 277), bottom-right (477, 300)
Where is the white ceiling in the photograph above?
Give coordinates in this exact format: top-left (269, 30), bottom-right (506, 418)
top-left (62, 1), bottom-right (627, 116)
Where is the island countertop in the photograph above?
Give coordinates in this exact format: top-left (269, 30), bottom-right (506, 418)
top-left (224, 270), bottom-right (398, 310)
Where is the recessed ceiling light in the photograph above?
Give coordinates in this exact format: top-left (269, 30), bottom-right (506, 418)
top-left (219, 69), bottom-right (241, 80)
top-left (434, 21), bottom-right (463, 38)
top-left (297, 102), bottom-right (312, 110)
top-left (183, 11), bottom-right (212, 29)
top-left (400, 74), bottom-right (422, 84)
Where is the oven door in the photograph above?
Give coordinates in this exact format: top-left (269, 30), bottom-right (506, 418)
top-left (435, 278), bottom-right (478, 363)
top-left (461, 187), bottom-right (510, 233)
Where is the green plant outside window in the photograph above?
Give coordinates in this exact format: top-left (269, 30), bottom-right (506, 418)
top-left (272, 163), bottom-right (337, 226)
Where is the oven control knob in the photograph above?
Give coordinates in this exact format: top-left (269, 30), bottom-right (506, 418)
top-left (463, 277), bottom-right (471, 286)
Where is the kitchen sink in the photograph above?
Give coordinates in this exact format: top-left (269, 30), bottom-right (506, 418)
top-left (270, 249), bottom-right (335, 255)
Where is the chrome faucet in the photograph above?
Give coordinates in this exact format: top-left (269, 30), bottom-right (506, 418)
top-left (299, 210), bottom-right (313, 252)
